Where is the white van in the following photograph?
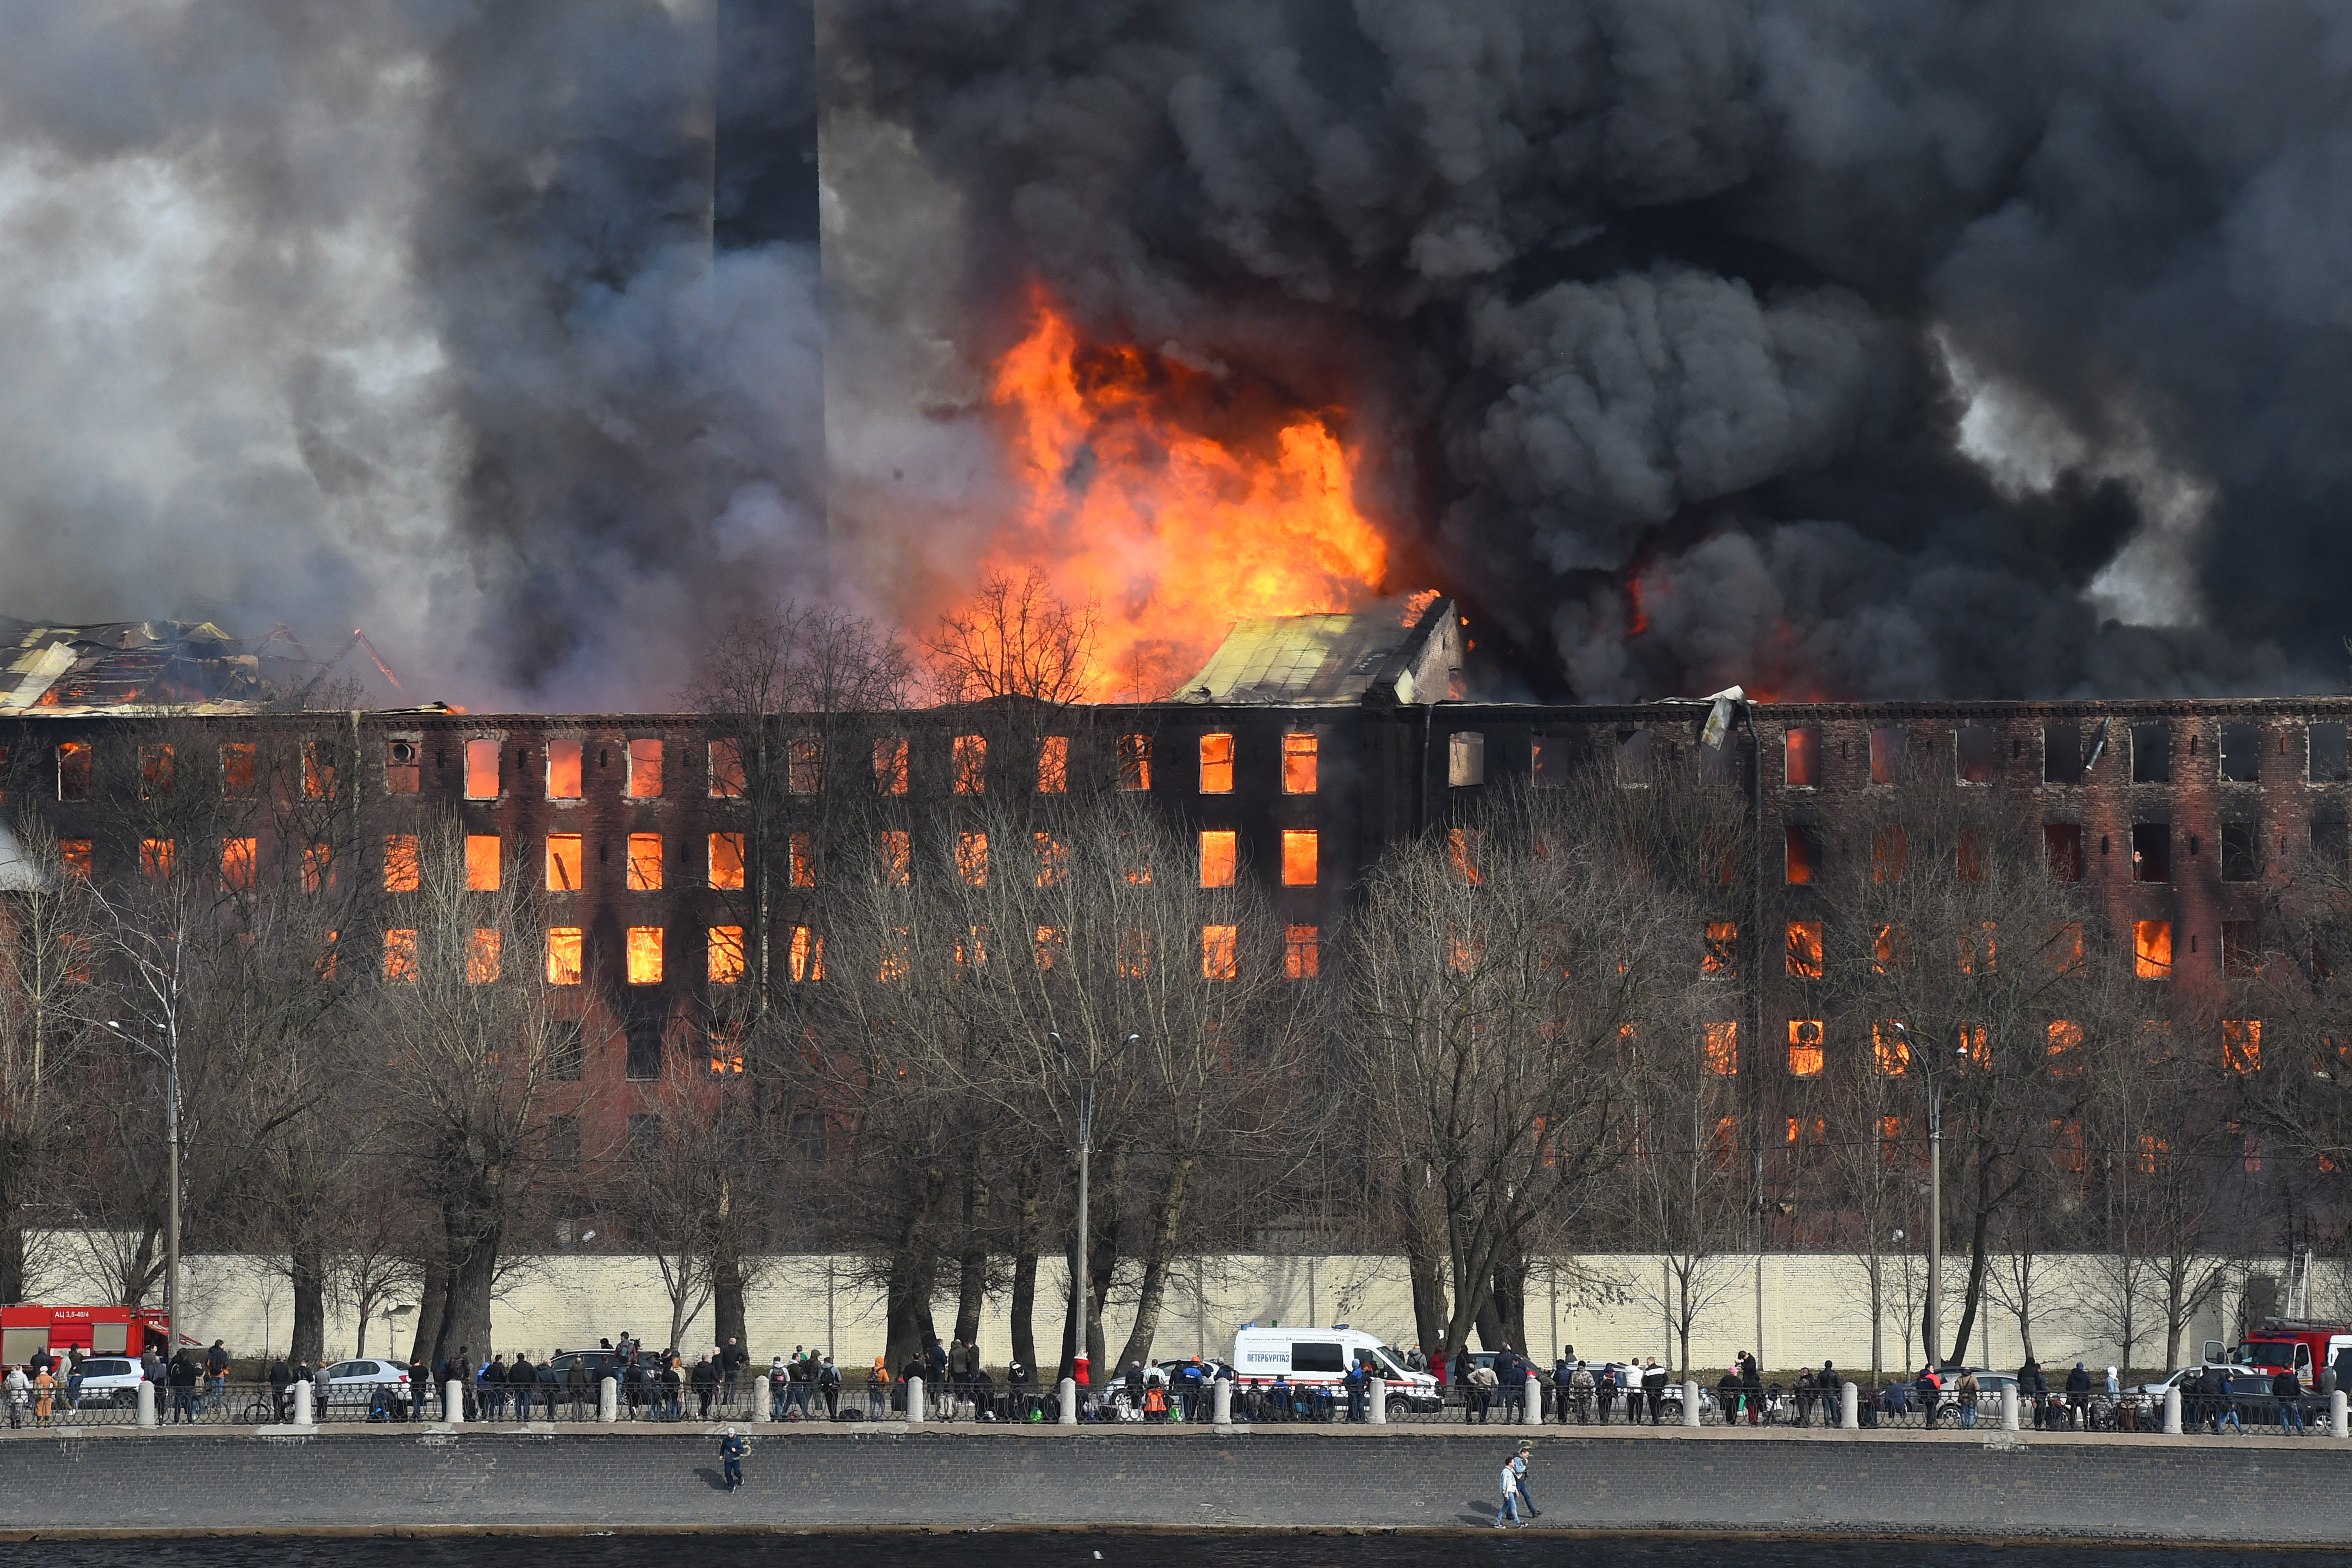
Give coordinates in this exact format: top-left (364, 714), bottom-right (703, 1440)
top-left (1230, 1326), bottom-right (1442, 1414)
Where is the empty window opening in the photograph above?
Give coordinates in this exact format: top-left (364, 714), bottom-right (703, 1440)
top-left (1281, 829), bottom-right (1318, 887)
top-left (2042, 722), bottom-right (2082, 785)
top-left (1199, 733), bottom-right (1236, 793)
top-left (1532, 737), bottom-right (1562, 786)
top-left (1037, 735), bottom-right (1069, 795)
top-left (464, 835), bottom-right (500, 892)
top-left (2131, 723), bottom-right (2170, 783)
top-left (628, 833), bottom-right (664, 892)
top-left (627, 737), bottom-right (663, 798)
top-left (1784, 725), bottom-right (1820, 788)
top-left (708, 926), bottom-right (746, 985)
top-left (1703, 1022), bottom-right (1738, 1076)
top-left (460, 737), bottom-right (498, 800)
top-left (1785, 921), bottom-right (1823, 979)
top-left (2048, 922), bottom-right (2084, 973)
top-left (384, 738), bottom-right (420, 795)
top-left (2317, 820), bottom-right (2350, 872)
top-left (2221, 821), bottom-right (2259, 882)
top-left (624, 1009), bottom-right (663, 1079)
top-left (1277, 732), bottom-right (1321, 796)
top-left (2223, 919), bottom-right (2260, 978)
top-left (1784, 825), bottom-right (1821, 885)
top-left (1873, 824), bottom-right (1909, 883)
top-left (789, 832), bottom-right (816, 888)
top-left (1872, 1022), bottom-right (1909, 1075)
top-left (220, 743), bottom-right (256, 800)
top-left (2224, 1018), bottom-right (2262, 1073)
top-left (1869, 727), bottom-right (1906, 786)
top-left (788, 925), bottom-right (825, 982)
top-left (1033, 832), bottom-right (1067, 887)
top-left (547, 1115), bottom-right (581, 1171)
top-left (545, 834), bottom-right (584, 891)
top-left (546, 927), bottom-right (583, 985)
top-left (221, 838), bottom-right (256, 893)
top-left (466, 929), bottom-right (501, 985)
top-left (1118, 734), bottom-right (1153, 791)
top-left (2045, 823), bottom-right (2084, 882)
top-left (2047, 1021), bottom-right (2083, 1074)
top-left (137, 743), bottom-right (174, 800)
top-left (880, 831), bottom-right (911, 887)
top-left (2220, 723), bottom-right (2262, 783)
top-left (706, 832), bottom-right (746, 891)
top-left (708, 738), bottom-right (747, 798)
top-left (1446, 730), bottom-right (1487, 788)
top-left (1199, 830), bottom-right (1239, 888)
top-left (626, 927), bottom-right (664, 986)
top-left (384, 834), bottom-right (420, 893)
top-left (2311, 723), bottom-right (2349, 783)
top-left (1787, 1020), bottom-right (1824, 1077)
top-left (953, 734), bottom-right (988, 795)
top-left (1285, 924), bottom-right (1319, 979)
top-left (956, 831), bottom-right (989, 887)
top-left (781, 736), bottom-right (820, 796)
top-left (303, 741), bottom-right (336, 801)
top-left (2130, 823), bottom-right (2171, 883)
top-left (382, 929), bottom-right (418, 982)
top-left (59, 840), bottom-right (91, 879)
top-left (546, 738), bottom-right (582, 799)
top-left (1201, 925), bottom-right (1238, 981)
top-left (874, 736), bottom-right (908, 795)
top-left (1615, 728), bottom-right (1653, 787)
top-left (1703, 921), bottom-right (1739, 977)
top-left (2134, 920), bottom-right (2173, 978)
top-left (140, 838), bottom-right (175, 879)
top-left (1874, 924), bottom-right (1909, 973)
top-left (1956, 727), bottom-right (1995, 785)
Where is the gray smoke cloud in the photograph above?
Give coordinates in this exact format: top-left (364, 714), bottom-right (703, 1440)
top-left (825, 0), bottom-right (2350, 700)
top-left (0, 0), bottom-right (824, 709)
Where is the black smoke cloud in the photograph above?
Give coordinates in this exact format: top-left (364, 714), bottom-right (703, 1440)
top-left (827, 0), bottom-right (2350, 700)
top-left (0, 0), bottom-right (823, 709)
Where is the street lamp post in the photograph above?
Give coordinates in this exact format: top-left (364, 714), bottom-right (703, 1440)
top-left (1054, 1030), bottom-right (1138, 1382)
top-left (102, 1020), bottom-right (178, 1351)
top-left (1890, 1022), bottom-right (1967, 1370)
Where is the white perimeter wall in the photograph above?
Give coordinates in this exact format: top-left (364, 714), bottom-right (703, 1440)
top-left (23, 1237), bottom-right (2295, 1379)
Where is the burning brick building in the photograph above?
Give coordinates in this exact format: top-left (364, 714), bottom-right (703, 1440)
top-left (5, 600), bottom-right (2345, 1179)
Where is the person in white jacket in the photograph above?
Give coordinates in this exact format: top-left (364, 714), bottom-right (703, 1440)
top-left (1494, 1458), bottom-right (1522, 1527)
top-left (4, 1365), bottom-right (27, 1429)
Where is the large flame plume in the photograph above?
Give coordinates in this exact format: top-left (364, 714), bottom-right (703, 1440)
top-left (984, 288), bottom-right (1388, 698)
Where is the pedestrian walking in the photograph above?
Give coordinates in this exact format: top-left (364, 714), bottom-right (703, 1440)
top-left (694, 1355), bottom-right (719, 1420)
top-left (1511, 1440), bottom-right (1541, 1517)
top-left (2274, 1366), bottom-right (2305, 1434)
top-left (719, 1426), bottom-right (747, 1492)
top-left (1956, 1369), bottom-right (1980, 1430)
top-left (1493, 1456), bottom-right (1522, 1528)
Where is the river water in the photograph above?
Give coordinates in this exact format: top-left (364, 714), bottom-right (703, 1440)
top-left (25, 1539), bottom-right (2348, 1567)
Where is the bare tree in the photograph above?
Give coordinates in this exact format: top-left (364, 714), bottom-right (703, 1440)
top-left (0, 816), bottom-right (102, 1301)
top-left (922, 568), bottom-right (1099, 705)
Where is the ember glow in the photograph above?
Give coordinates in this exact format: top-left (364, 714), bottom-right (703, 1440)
top-left (986, 289), bottom-right (1388, 698)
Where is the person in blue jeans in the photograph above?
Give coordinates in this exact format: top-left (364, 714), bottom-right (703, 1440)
top-left (719, 1427), bottom-right (747, 1492)
top-left (1493, 1459), bottom-right (1522, 1528)
top-left (2274, 1368), bottom-right (2305, 1434)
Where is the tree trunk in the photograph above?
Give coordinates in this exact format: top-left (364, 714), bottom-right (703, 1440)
top-left (883, 1166), bottom-right (946, 1372)
top-left (408, 1255), bottom-right (447, 1367)
top-left (1114, 1154), bottom-right (1193, 1371)
top-left (1085, 1146), bottom-right (1124, 1377)
top-left (953, 1166), bottom-right (991, 1354)
top-left (1010, 1180), bottom-right (1040, 1376)
top-left (434, 1179), bottom-right (503, 1371)
top-left (0, 1130), bottom-right (27, 1304)
top-left (711, 1249), bottom-right (748, 1353)
top-left (1866, 1250), bottom-right (1883, 1383)
top-left (1403, 1215), bottom-right (1449, 1358)
top-left (289, 1239), bottom-right (328, 1366)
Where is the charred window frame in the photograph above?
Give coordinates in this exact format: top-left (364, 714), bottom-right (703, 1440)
top-left (2042, 722), bottom-right (2082, 785)
top-left (2130, 822), bottom-right (2171, 883)
top-left (1784, 725), bottom-right (1820, 789)
top-left (2131, 723), bottom-right (2171, 783)
top-left (2044, 823), bottom-right (2084, 882)
top-left (1868, 726), bottom-right (1906, 786)
top-left (1614, 729), bottom-right (1652, 788)
top-left (2219, 723), bottom-right (2262, 784)
top-left (624, 1007), bottom-right (663, 1081)
top-left (384, 734), bottom-right (422, 795)
top-left (1955, 727), bottom-right (1995, 785)
top-left (2220, 820), bottom-right (2261, 882)
top-left (2310, 723), bottom-right (2349, 785)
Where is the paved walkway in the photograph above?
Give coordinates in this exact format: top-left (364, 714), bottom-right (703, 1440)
top-left (2, 1429), bottom-right (2347, 1543)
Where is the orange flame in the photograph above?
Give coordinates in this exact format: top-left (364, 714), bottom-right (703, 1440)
top-left (985, 289), bottom-right (1387, 697)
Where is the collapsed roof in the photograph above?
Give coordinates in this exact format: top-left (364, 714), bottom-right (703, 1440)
top-left (1171, 594), bottom-right (1464, 706)
top-left (0, 618), bottom-right (342, 714)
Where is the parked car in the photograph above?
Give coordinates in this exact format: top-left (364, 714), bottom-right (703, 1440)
top-left (320, 1358), bottom-right (409, 1408)
top-left (69, 1357), bottom-right (145, 1408)
top-left (1929, 1369), bottom-right (2017, 1422)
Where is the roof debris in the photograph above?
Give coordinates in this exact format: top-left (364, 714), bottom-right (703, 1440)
top-left (1171, 594), bottom-right (1463, 706)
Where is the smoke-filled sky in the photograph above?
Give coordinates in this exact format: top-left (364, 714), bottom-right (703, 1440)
top-left (5, 1), bottom-right (2350, 705)
top-left (826, 0), bottom-right (2352, 702)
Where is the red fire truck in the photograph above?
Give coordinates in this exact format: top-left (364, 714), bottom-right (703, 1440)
top-left (0, 1303), bottom-right (173, 1366)
top-left (2215, 1319), bottom-right (2352, 1384)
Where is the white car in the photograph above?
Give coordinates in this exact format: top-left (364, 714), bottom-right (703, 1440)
top-left (320, 1357), bottom-right (410, 1408)
top-left (67, 1357), bottom-right (146, 1409)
